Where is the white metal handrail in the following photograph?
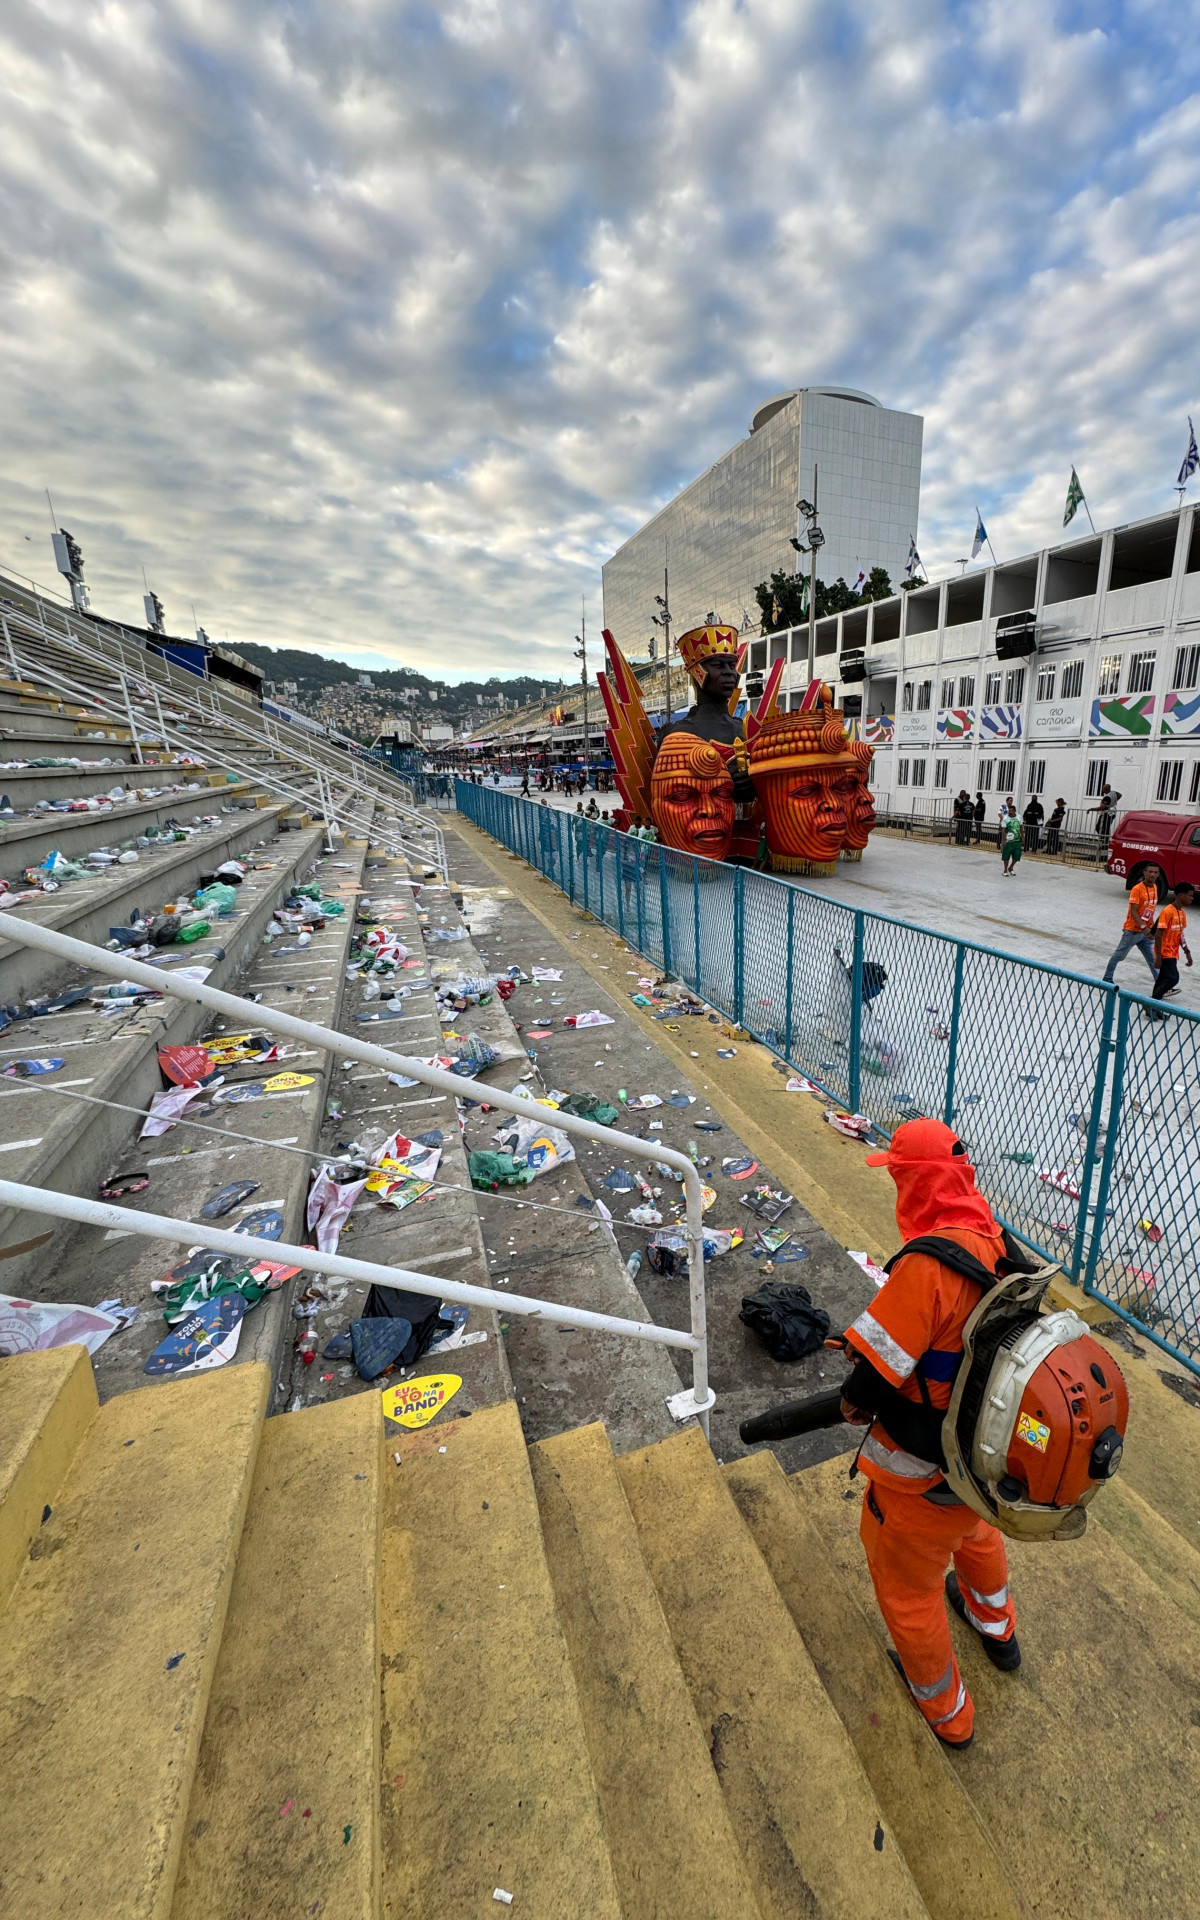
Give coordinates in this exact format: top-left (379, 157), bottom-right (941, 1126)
top-left (0, 567), bottom-right (437, 847)
top-left (0, 610), bottom-right (449, 877)
top-left (0, 914), bottom-right (712, 1428)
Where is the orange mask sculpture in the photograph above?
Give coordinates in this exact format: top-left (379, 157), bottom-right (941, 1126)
top-left (748, 689), bottom-right (866, 875)
top-left (840, 741), bottom-right (877, 861)
top-left (650, 732), bottom-right (736, 860)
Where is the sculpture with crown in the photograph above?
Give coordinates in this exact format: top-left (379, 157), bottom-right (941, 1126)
top-left (597, 621), bottom-right (875, 874)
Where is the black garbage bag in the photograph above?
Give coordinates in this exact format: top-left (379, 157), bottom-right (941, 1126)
top-left (739, 1281), bottom-right (831, 1362)
top-left (362, 1284), bottom-right (446, 1366)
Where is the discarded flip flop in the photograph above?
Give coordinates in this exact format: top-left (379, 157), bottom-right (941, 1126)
top-left (722, 1156), bottom-right (759, 1180)
top-left (200, 1179), bottom-right (260, 1220)
top-left (2, 1057), bottom-right (64, 1077)
top-left (234, 1207), bottom-right (286, 1240)
top-left (100, 1171), bottom-right (149, 1198)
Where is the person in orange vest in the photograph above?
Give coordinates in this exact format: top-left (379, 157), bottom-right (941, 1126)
top-left (1147, 880), bottom-right (1194, 1019)
top-left (1103, 863), bottom-right (1161, 983)
top-left (838, 1118), bottom-right (1020, 1749)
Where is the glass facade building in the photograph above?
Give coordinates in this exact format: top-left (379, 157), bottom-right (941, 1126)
top-left (601, 387), bottom-right (924, 652)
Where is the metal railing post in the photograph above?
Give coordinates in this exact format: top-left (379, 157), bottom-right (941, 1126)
top-left (943, 943), bottom-right (966, 1125)
top-left (848, 909), bottom-right (865, 1114)
top-left (119, 670), bottom-right (145, 765)
top-left (785, 888), bottom-right (795, 1057)
top-left (659, 850), bottom-right (672, 976)
top-left (692, 857), bottom-right (701, 991)
top-left (1077, 989), bottom-right (1122, 1288)
top-left (734, 867), bottom-right (745, 1028)
top-left (1082, 995), bottom-right (1131, 1296)
top-left (0, 613), bottom-right (17, 679)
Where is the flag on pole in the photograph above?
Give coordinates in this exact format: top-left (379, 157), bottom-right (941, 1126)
top-left (905, 537), bottom-right (922, 580)
top-left (852, 566), bottom-right (866, 594)
top-left (1063, 467), bottom-right (1085, 527)
top-left (971, 510), bottom-right (988, 559)
top-left (1178, 417), bottom-right (1199, 488)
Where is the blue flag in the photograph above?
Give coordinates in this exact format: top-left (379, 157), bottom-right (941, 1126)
top-left (971, 510), bottom-right (988, 560)
top-left (1178, 417), bottom-right (1199, 487)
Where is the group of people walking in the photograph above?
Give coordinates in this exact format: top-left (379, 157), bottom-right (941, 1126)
top-left (1103, 863), bottom-right (1194, 1016)
top-left (950, 791), bottom-right (1069, 870)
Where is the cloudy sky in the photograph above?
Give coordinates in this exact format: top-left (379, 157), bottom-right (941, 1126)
top-left (2, 1), bottom-right (1199, 682)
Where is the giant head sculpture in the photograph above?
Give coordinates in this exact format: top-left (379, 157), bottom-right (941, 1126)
top-left (747, 691), bottom-right (858, 875)
top-left (676, 623), bottom-right (742, 699)
top-left (840, 740), bottom-right (877, 860)
top-left (650, 731), bottom-right (736, 859)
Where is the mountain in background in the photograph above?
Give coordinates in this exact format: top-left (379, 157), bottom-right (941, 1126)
top-left (233, 642), bottom-right (558, 731)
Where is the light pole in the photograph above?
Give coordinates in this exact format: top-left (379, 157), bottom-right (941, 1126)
top-left (574, 597), bottom-right (591, 789)
top-left (789, 468), bottom-right (824, 683)
top-left (651, 567), bottom-right (672, 727)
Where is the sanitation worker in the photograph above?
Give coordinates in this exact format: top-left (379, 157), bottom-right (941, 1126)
top-left (838, 1118), bottom-right (1020, 1749)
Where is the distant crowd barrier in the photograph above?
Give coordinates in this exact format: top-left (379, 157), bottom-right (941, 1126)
top-left (457, 779), bottom-right (1200, 1379)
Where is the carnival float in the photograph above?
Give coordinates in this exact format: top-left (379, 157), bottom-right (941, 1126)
top-left (597, 622), bottom-right (875, 875)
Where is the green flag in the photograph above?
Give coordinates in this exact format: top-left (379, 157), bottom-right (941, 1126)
top-left (1063, 466), bottom-right (1085, 527)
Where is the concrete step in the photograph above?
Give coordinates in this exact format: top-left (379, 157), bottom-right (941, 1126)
top-left (615, 1426), bottom-right (930, 1920)
top-left (530, 1421), bottom-right (763, 1920)
top-left (0, 1346), bottom-right (98, 1610)
top-left (724, 1449), bottom-right (1027, 1920)
top-left (0, 779), bottom-right (265, 871)
top-left (1091, 1475), bottom-right (1200, 1628)
top-left (0, 761), bottom-right (211, 810)
top-left (380, 1399), bottom-right (622, 1917)
top-left (171, 1391), bottom-right (382, 1920)
top-left (792, 1451), bottom-right (1200, 1920)
top-left (44, 830), bottom-right (370, 1402)
top-left (0, 824), bottom-right (326, 1297)
top-left (0, 1361), bottom-right (269, 1920)
top-left (0, 805), bottom-right (291, 1000)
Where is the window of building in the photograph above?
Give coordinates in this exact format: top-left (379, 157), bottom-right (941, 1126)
top-left (916, 681), bottom-right (932, 711)
top-left (911, 758), bottom-right (927, 788)
top-left (1003, 668), bottom-right (1026, 704)
top-left (1035, 665), bottom-right (1056, 702)
top-left (1157, 760), bottom-right (1183, 802)
top-left (1097, 655), bottom-right (1121, 697)
top-left (1061, 659), bottom-right (1085, 699)
top-left (897, 758), bottom-right (910, 786)
top-left (958, 674), bottom-right (975, 706)
top-left (1190, 763), bottom-right (1200, 805)
top-left (978, 758), bottom-right (994, 792)
top-left (867, 758), bottom-right (877, 786)
top-left (1173, 645), bottom-right (1200, 691)
top-left (1086, 759), bottom-right (1110, 797)
top-left (996, 757), bottom-right (1017, 793)
top-left (1128, 650), bottom-right (1157, 694)
top-left (902, 683), bottom-right (914, 713)
top-left (934, 760), bottom-right (949, 789)
top-left (941, 677), bottom-right (956, 708)
top-left (984, 672), bottom-right (1002, 704)
top-left (1027, 758), bottom-right (1046, 795)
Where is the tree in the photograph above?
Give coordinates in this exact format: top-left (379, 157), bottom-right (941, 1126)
top-left (754, 565), bottom-right (896, 631)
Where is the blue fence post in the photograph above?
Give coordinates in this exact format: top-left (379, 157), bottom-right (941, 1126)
top-left (692, 859), bottom-right (701, 992)
top-left (636, 846), bottom-right (646, 952)
top-left (1081, 993), bottom-right (1129, 1295)
top-left (616, 831), bottom-right (627, 941)
top-left (567, 812), bottom-right (575, 900)
top-left (785, 889), bottom-right (795, 1059)
top-left (734, 868), bottom-right (745, 1028)
top-left (943, 944), bottom-right (966, 1126)
top-left (848, 910), bottom-right (865, 1115)
top-left (1072, 984), bottom-right (1118, 1283)
top-left (660, 853), bottom-right (672, 977)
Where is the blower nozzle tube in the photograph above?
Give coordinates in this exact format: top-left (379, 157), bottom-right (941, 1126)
top-left (739, 1385), bottom-right (848, 1446)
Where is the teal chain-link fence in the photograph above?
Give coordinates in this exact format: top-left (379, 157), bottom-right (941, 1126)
top-left (456, 781), bottom-right (1200, 1376)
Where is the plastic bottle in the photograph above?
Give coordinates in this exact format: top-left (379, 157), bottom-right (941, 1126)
top-left (297, 1330), bottom-right (318, 1366)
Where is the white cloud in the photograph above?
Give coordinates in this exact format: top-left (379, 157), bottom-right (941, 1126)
top-left (1, 0), bottom-right (1198, 676)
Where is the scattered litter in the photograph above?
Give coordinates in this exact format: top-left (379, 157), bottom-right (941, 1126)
top-left (491, 1114), bottom-right (575, 1178)
top-left (99, 1170), bottom-right (149, 1199)
top-left (144, 1294), bottom-right (245, 1375)
top-left (847, 1250), bottom-right (888, 1288)
top-left (565, 1010), bottom-right (614, 1027)
top-left (200, 1180), bottom-right (259, 1220)
top-left (381, 1372), bottom-right (463, 1428)
top-left (716, 1048), bottom-right (737, 1058)
top-left (629, 1203), bottom-right (663, 1226)
top-left (785, 1076), bottom-right (819, 1093)
top-left (722, 1156), bottom-right (758, 1181)
top-left (235, 1207), bottom-right (285, 1240)
top-left (740, 1185), bottom-right (794, 1224)
top-left (695, 1119), bottom-right (723, 1133)
top-left (665, 1093), bottom-right (695, 1107)
top-left (95, 1297), bottom-right (139, 1330)
top-left (1138, 1219), bottom-right (1164, 1244)
top-left (141, 1081), bottom-right (214, 1138)
top-left (602, 1168), bottom-right (638, 1192)
top-left (494, 1894), bottom-right (514, 1907)
top-left (0, 1293), bottom-right (122, 1357)
top-left (628, 1093), bottom-right (663, 1109)
top-left (740, 1281), bottom-right (831, 1361)
top-left (2, 1057), bottom-right (64, 1078)
top-left (532, 967), bottom-right (562, 981)
top-left (824, 1110), bottom-right (873, 1141)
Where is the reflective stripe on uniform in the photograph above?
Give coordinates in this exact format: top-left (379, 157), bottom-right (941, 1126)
top-left (967, 1580), bottom-right (1009, 1610)
top-left (905, 1659), bottom-right (955, 1703)
top-left (848, 1310), bottom-right (917, 1380)
top-left (860, 1432), bottom-right (941, 1479)
top-left (931, 1681), bottom-right (968, 1728)
top-left (965, 1601), bottom-right (1012, 1637)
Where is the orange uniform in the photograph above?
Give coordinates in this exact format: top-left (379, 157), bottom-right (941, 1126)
top-left (1124, 882), bottom-right (1157, 934)
top-left (1157, 903), bottom-right (1187, 960)
top-left (850, 1119), bottom-right (1019, 1746)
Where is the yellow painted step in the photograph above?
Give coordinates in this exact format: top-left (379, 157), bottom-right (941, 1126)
top-left (615, 1427), bottom-right (929, 1920)
top-left (793, 1452), bottom-right (1200, 1920)
top-left (171, 1394), bottom-right (382, 1920)
top-left (0, 1345), bottom-right (97, 1611)
top-left (724, 1450), bottom-right (1027, 1920)
top-left (0, 1362), bottom-right (269, 1920)
top-left (1091, 1331), bottom-right (1200, 1547)
top-left (1092, 1476), bottom-right (1200, 1628)
top-left (531, 1422), bottom-right (763, 1920)
top-left (380, 1400), bottom-right (621, 1919)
